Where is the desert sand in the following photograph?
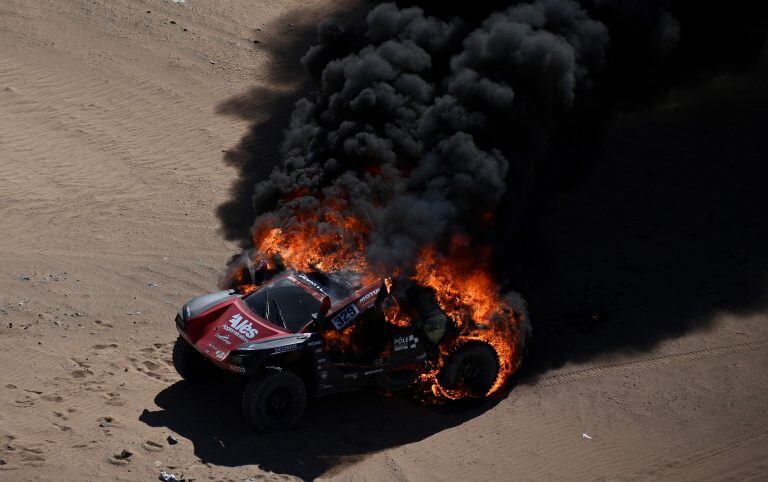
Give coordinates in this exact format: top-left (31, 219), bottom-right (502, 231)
top-left (1, 1), bottom-right (767, 480)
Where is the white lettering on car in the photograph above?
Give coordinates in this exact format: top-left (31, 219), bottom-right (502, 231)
top-left (273, 343), bottom-right (299, 353)
top-left (222, 312), bottom-right (258, 342)
top-left (394, 334), bottom-right (418, 352)
top-left (331, 304), bottom-right (360, 330)
top-left (296, 274), bottom-right (328, 296)
top-left (359, 288), bottom-right (380, 303)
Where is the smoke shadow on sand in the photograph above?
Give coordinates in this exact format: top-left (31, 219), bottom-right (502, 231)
top-left (141, 379), bottom-right (497, 479)
top-left (515, 57), bottom-right (768, 378)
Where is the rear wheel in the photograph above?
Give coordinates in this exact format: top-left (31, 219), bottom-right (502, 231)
top-left (438, 342), bottom-right (499, 396)
top-left (172, 336), bottom-right (214, 381)
top-left (242, 368), bottom-right (306, 432)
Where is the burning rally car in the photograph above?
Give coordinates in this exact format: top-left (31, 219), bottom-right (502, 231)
top-left (173, 261), bottom-right (527, 431)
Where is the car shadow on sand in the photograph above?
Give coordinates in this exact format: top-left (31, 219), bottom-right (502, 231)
top-left (141, 379), bottom-right (498, 479)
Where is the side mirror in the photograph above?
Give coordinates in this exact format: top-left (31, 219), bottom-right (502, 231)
top-left (374, 281), bottom-right (389, 308)
top-left (319, 296), bottom-right (332, 318)
top-left (240, 255), bottom-right (267, 285)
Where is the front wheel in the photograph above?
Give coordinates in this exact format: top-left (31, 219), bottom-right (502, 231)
top-left (242, 368), bottom-right (306, 432)
top-left (437, 342), bottom-right (499, 397)
top-left (172, 336), bottom-right (214, 381)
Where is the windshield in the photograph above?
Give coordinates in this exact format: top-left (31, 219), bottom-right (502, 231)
top-left (299, 271), bottom-right (356, 302)
top-left (244, 278), bottom-right (321, 332)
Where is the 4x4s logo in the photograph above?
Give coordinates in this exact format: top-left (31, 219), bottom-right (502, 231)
top-left (222, 313), bottom-right (257, 342)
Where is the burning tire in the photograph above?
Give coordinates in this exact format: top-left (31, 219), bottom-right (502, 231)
top-left (438, 342), bottom-right (499, 397)
top-left (172, 336), bottom-right (215, 381)
top-left (242, 367), bottom-right (306, 432)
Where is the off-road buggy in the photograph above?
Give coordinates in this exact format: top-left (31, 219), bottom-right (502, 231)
top-left (172, 262), bottom-right (515, 431)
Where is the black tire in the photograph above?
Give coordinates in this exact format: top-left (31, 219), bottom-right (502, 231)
top-left (438, 342), bottom-right (499, 397)
top-left (172, 336), bottom-right (213, 381)
top-left (242, 368), bottom-right (306, 432)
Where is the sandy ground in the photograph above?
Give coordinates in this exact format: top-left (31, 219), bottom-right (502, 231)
top-left (1, 1), bottom-right (767, 480)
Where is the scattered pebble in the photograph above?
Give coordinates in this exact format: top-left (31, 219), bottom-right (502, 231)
top-left (18, 273), bottom-right (31, 281)
top-left (115, 449), bottom-right (132, 460)
top-left (159, 471), bottom-right (179, 482)
top-left (100, 418), bottom-right (113, 428)
top-left (582, 433), bottom-right (592, 439)
top-left (169, 20), bottom-right (177, 25)
top-left (149, 283), bottom-right (159, 288)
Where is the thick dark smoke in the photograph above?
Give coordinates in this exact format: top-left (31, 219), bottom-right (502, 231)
top-left (217, 0), bottom-right (768, 371)
top-left (232, 0), bottom-right (626, 277)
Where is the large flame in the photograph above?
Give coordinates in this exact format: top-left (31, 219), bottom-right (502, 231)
top-left (411, 240), bottom-right (525, 399)
top-left (232, 195), bottom-right (525, 401)
top-left (252, 197), bottom-right (369, 273)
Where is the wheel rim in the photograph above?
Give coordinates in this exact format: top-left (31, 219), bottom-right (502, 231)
top-left (459, 355), bottom-right (482, 381)
top-left (265, 387), bottom-right (293, 418)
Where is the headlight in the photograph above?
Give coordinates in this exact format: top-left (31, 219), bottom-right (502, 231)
top-left (175, 309), bottom-right (186, 328)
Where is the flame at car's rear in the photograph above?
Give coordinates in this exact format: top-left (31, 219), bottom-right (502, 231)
top-left (227, 201), bottom-right (527, 401)
top-left (411, 241), bottom-right (526, 399)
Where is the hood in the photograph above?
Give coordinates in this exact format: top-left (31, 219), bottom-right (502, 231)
top-left (184, 295), bottom-right (289, 363)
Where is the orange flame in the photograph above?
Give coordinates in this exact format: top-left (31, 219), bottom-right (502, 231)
top-left (411, 239), bottom-right (525, 400)
top-left (234, 195), bottom-right (525, 402)
top-left (253, 199), bottom-right (369, 274)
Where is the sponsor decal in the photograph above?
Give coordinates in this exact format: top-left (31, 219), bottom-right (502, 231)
top-left (331, 303), bottom-right (360, 330)
top-left (416, 352), bottom-right (426, 360)
top-left (296, 274), bottom-right (328, 296)
top-left (320, 370), bottom-right (328, 380)
top-left (314, 348), bottom-right (322, 354)
top-left (359, 287), bottom-right (380, 303)
top-left (364, 368), bottom-right (384, 376)
top-left (207, 343), bottom-right (227, 360)
top-left (273, 343), bottom-right (299, 353)
top-left (394, 334), bottom-right (419, 352)
top-left (214, 333), bottom-right (232, 345)
top-left (222, 313), bottom-right (258, 342)
top-left (308, 340), bottom-right (323, 347)
top-left (344, 373), bottom-right (359, 380)
top-left (227, 364), bottom-right (246, 373)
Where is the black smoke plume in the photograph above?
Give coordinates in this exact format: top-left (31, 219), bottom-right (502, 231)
top-left (224, 0), bottom-right (621, 278)
top-left (217, 0), bottom-right (768, 372)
